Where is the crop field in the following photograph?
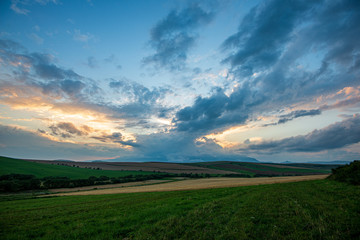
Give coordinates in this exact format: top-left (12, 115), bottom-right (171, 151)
top-left (24, 157), bottom-right (336, 176)
top-left (1, 179), bottom-right (359, 240)
top-left (47, 179), bottom-right (172, 193)
top-left (28, 159), bottom-right (237, 174)
top-left (51, 175), bottom-right (328, 196)
top-left (186, 161), bottom-right (332, 176)
top-left (0, 156), bottom-right (159, 179)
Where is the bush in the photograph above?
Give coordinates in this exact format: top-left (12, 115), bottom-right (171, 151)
top-left (328, 160), bottom-right (360, 185)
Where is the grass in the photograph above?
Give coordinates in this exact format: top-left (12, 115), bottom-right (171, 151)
top-left (0, 156), bottom-right (157, 179)
top-left (1, 179), bottom-right (359, 239)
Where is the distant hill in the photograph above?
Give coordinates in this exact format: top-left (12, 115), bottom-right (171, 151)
top-left (0, 156), bottom-right (154, 179)
top-left (54, 159), bottom-right (75, 162)
top-left (281, 160), bottom-right (352, 165)
top-left (307, 160), bottom-right (353, 165)
top-left (96, 155), bottom-right (259, 163)
top-left (184, 161), bottom-right (331, 177)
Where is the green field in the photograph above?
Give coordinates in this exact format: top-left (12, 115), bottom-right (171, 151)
top-left (0, 156), bottom-right (155, 179)
top-left (186, 161), bottom-right (330, 176)
top-left (1, 179), bottom-right (359, 239)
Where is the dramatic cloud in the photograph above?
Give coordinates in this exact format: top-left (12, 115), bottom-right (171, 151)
top-left (92, 132), bottom-right (139, 148)
top-left (143, 4), bottom-right (215, 71)
top-left (109, 78), bottom-right (174, 119)
top-left (130, 132), bottom-right (255, 162)
top-left (174, 88), bottom-right (247, 133)
top-left (0, 39), bottom-right (79, 82)
top-left (222, 0), bottom-right (320, 75)
top-left (277, 109), bottom-right (321, 125)
top-left (0, 124), bottom-right (128, 160)
top-left (1, 1), bottom-right (359, 162)
top-left (174, 0), bottom-right (360, 135)
top-left (49, 122), bottom-right (87, 138)
top-left (243, 115), bottom-right (360, 153)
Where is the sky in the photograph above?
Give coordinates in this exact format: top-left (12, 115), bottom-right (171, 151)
top-left (0, 0), bottom-right (359, 163)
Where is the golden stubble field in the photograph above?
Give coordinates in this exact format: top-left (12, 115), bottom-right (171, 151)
top-left (50, 175), bottom-right (329, 196)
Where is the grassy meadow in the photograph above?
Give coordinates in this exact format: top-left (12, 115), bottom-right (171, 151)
top-left (1, 179), bottom-right (359, 240)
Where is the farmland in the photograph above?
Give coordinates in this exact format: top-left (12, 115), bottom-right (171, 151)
top-left (27, 159), bottom-right (237, 174)
top-left (1, 179), bottom-right (359, 239)
top-left (0, 156), bottom-right (339, 193)
top-left (0, 156), bottom-right (157, 179)
top-left (185, 161), bottom-right (332, 176)
top-left (51, 175), bottom-right (328, 196)
top-left (26, 157), bottom-right (334, 176)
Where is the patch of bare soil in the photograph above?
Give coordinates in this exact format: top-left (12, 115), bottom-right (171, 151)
top-left (51, 175), bottom-right (329, 196)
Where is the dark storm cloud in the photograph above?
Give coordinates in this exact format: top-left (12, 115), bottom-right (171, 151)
top-left (49, 122), bottom-right (86, 138)
top-left (221, 0), bottom-right (360, 92)
top-left (129, 132), bottom-right (257, 162)
top-left (0, 38), bottom-right (78, 82)
top-left (91, 132), bottom-right (140, 147)
top-left (30, 53), bottom-right (79, 80)
top-left (244, 114), bottom-right (360, 152)
top-left (60, 79), bottom-right (85, 97)
top-left (222, 0), bottom-right (320, 75)
top-left (174, 0), bottom-right (360, 135)
top-left (143, 4), bottom-right (215, 71)
top-left (0, 38), bottom-right (87, 99)
top-left (277, 109), bottom-right (321, 125)
top-left (173, 85), bottom-right (262, 134)
top-left (174, 88), bottom-right (237, 132)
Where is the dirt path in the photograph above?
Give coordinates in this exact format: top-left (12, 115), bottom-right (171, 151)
top-left (50, 175), bottom-right (329, 196)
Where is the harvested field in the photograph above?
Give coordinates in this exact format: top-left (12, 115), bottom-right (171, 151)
top-left (48, 179), bottom-right (170, 193)
top-left (28, 160), bottom-right (237, 174)
top-left (51, 174), bottom-right (329, 196)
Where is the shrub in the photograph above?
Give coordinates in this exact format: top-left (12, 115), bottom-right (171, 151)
top-left (328, 160), bottom-right (360, 185)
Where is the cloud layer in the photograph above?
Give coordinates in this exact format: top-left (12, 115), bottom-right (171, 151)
top-left (243, 114), bottom-right (360, 153)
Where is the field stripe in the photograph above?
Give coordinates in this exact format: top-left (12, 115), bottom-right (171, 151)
top-left (50, 175), bottom-right (329, 196)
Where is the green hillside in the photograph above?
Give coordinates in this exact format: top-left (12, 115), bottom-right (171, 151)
top-left (1, 180), bottom-right (359, 239)
top-left (0, 156), bottom-right (155, 179)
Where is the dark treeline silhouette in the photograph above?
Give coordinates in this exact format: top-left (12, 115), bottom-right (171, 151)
top-left (0, 172), bottom-right (225, 192)
top-left (328, 160), bottom-right (360, 185)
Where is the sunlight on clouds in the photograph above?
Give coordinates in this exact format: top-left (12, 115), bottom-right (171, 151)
top-left (0, 90), bottom-right (138, 148)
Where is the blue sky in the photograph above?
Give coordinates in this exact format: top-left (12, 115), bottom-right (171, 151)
top-left (0, 0), bottom-right (359, 162)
